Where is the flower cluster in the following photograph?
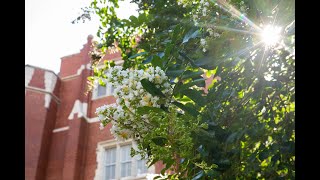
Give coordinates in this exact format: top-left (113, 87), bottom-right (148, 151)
top-left (95, 66), bottom-right (172, 141)
top-left (192, 0), bottom-right (210, 26)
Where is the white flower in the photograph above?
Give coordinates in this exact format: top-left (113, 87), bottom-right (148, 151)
top-left (164, 82), bottom-right (171, 88)
top-left (202, 8), bottom-right (207, 16)
top-left (203, 48), bottom-right (207, 52)
top-left (98, 114), bottom-right (106, 121)
top-left (125, 100), bottom-right (130, 107)
top-left (200, 38), bottom-right (206, 46)
top-left (95, 65), bottom-right (173, 141)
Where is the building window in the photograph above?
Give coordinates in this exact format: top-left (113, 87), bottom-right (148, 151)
top-left (121, 145), bottom-right (132, 177)
top-left (93, 83), bottom-right (114, 99)
top-left (136, 154), bottom-right (148, 175)
top-left (97, 84), bottom-right (108, 97)
top-left (94, 139), bottom-right (153, 180)
top-left (105, 147), bottom-right (116, 179)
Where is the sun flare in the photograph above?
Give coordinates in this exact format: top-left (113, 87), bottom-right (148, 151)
top-left (261, 25), bottom-right (282, 46)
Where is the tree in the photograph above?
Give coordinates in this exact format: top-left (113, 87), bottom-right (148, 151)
top-left (78, 0), bottom-right (295, 179)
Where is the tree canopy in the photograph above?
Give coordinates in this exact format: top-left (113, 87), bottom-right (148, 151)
top-left (76, 0), bottom-right (295, 179)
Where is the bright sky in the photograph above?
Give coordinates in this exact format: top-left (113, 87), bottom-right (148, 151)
top-left (26, 0), bottom-right (138, 73)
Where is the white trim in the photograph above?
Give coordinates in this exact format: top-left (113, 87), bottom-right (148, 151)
top-left (44, 71), bottom-right (58, 108)
top-left (86, 117), bottom-right (100, 123)
top-left (25, 86), bottom-right (61, 104)
top-left (25, 66), bottom-right (35, 94)
top-left (68, 100), bottom-right (88, 120)
top-left (61, 63), bottom-right (91, 80)
top-left (25, 66), bottom-right (35, 86)
top-left (94, 139), bottom-right (154, 180)
top-left (61, 74), bottom-right (79, 81)
top-left (52, 126), bottom-right (69, 133)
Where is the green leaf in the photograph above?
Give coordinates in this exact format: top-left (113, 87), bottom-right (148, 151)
top-left (129, 15), bottom-right (138, 24)
top-left (166, 68), bottom-right (185, 78)
top-left (177, 78), bottom-right (206, 92)
top-left (178, 51), bottom-right (198, 68)
top-left (164, 43), bottom-right (174, 58)
top-left (194, 56), bottom-right (216, 69)
top-left (137, 106), bottom-right (164, 115)
top-left (138, 13), bottom-right (148, 24)
top-left (172, 101), bottom-right (199, 117)
top-left (183, 28), bottom-right (200, 44)
top-left (153, 176), bottom-right (162, 180)
top-left (151, 55), bottom-right (163, 68)
top-left (128, 51), bottom-right (148, 59)
top-left (226, 132), bottom-right (238, 144)
top-left (181, 89), bottom-right (207, 106)
top-left (140, 79), bottom-right (165, 97)
top-left (271, 153), bottom-right (280, 166)
top-left (181, 70), bottom-right (204, 80)
top-left (152, 137), bottom-right (167, 146)
top-left (172, 24), bottom-right (182, 42)
top-left (205, 67), bottom-right (218, 77)
top-left (191, 170), bottom-right (204, 180)
top-left (258, 150), bottom-right (269, 161)
top-left (143, 55), bottom-right (153, 64)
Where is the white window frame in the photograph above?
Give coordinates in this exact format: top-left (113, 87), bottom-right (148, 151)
top-left (94, 139), bottom-right (155, 180)
top-left (92, 60), bottom-right (124, 100)
top-left (92, 82), bottom-right (114, 100)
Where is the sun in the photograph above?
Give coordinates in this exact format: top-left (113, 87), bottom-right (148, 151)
top-left (261, 25), bottom-right (282, 46)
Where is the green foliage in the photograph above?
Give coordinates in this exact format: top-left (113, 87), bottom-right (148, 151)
top-left (85, 0), bottom-right (295, 179)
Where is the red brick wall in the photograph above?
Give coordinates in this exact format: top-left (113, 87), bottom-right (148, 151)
top-left (82, 122), bottom-right (114, 179)
top-left (62, 117), bottom-right (88, 180)
top-left (25, 67), bottom-right (60, 180)
top-left (25, 91), bottom-right (47, 180)
top-left (54, 78), bottom-right (82, 129)
top-left (26, 35), bottom-right (167, 180)
top-left (46, 131), bottom-right (68, 180)
top-left (29, 68), bottom-right (45, 89)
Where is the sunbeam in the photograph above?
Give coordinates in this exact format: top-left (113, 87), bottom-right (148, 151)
top-left (215, 0), bottom-right (262, 32)
top-left (208, 25), bottom-right (259, 35)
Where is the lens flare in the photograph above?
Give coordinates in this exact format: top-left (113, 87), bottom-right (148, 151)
top-left (261, 25), bottom-right (282, 46)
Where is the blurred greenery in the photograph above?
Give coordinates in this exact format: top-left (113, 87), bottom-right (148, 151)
top-left (78, 0), bottom-right (295, 179)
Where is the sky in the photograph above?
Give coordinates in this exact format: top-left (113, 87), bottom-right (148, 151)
top-left (26, 0), bottom-right (138, 73)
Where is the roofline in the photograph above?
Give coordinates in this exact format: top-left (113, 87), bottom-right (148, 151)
top-left (25, 64), bottom-right (60, 78)
top-left (60, 51), bottom-right (81, 60)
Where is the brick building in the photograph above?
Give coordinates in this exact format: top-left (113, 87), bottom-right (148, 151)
top-left (25, 35), bottom-right (165, 180)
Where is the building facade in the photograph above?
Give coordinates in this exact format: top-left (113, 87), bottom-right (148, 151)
top-left (25, 35), bottom-right (164, 180)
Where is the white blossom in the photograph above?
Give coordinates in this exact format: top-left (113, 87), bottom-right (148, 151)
top-left (95, 66), bottom-right (173, 141)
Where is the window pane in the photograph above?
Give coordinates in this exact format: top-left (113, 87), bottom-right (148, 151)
top-left (121, 145), bottom-right (131, 161)
top-left (105, 148), bottom-right (116, 164)
top-left (136, 154), bottom-right (148, 175)
top-left (121, 162), bottom-right (131, 177)
top-left (105, 165), bottom-right (115, 180)
top-left (120, 145), bottom-right (132, 177)
top-left (105, 148), bottom-right (116, 180)
top-left (97, 84), bottom-right (107, 97)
